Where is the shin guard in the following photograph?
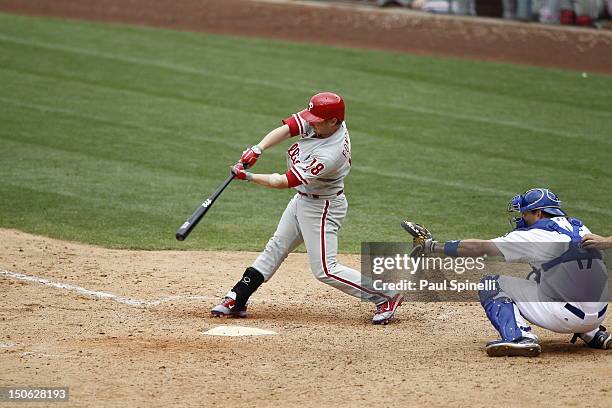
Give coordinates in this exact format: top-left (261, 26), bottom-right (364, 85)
top-left (479, 275), bottom-right (522, 342)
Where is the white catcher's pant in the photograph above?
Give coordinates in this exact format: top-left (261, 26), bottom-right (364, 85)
top-left (499, 276), bottom-right (607, 341)
top-left (252, 193), bottom-right (396, 305)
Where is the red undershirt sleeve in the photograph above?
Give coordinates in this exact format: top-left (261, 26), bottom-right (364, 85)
top-left (284, 168), bottom-right (303, 187)
top-left (282, 114), bottom-right (302, 137)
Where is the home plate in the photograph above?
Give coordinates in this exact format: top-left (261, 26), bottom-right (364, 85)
top-left (203, 325), bottom-right (277, 337)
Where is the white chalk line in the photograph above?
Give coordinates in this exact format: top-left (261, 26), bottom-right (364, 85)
top-left (1, 342), bottom-right (70, 358)
top-left (0, 269), bottom-right (216, 308)
top-left (0, 342), bottom-right (16, 348)
top-left (0, 269), bottom-right (316, 310)
top-left (20, 351), bottom-right (64, 358)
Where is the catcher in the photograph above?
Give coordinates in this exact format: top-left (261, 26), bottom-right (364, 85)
top-left (402, 188), bottom-right (610, 357)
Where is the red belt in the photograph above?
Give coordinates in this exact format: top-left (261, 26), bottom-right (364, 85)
top-left (298, 189), bottom-right (343, 199)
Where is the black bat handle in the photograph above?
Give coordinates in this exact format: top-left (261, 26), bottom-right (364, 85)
top-left (175, 173), bottom-right (236, 241)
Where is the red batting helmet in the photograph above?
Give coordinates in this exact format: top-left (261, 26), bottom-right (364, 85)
top-left (299, 92), bottom-right (345, 123)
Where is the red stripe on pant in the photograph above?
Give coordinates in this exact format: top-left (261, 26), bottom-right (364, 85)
top-left (320, 200), bottom-right (391, 301)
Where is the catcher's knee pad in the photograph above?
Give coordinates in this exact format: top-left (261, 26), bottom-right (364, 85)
top-left (478, 275), bottom-right (501, 305)
top-left (231, 267), bottom-right (264, 311)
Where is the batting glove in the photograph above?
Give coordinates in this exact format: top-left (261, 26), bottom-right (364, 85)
top-left (240, 145), bottom-right (262, 169)
top-left (230, 163), bottom-right (252, 181)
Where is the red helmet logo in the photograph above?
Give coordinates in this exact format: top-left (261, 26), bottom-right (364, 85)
top-left (300, 92), bottom-right (345, 124)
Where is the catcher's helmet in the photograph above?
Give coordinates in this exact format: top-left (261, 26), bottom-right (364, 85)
top-left (508, 188), bottom-right (566, 229)
top-left (300, 92), bottom-right (345, 124)
top-left (508, 188), bottom-right (566, 216)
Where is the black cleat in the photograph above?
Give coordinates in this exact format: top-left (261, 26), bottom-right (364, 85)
top-left (586, 326), bottom-right (611, 349)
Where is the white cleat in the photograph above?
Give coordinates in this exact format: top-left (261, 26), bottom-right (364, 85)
top-left (372, 294), bottom-right (403, 325)
top-left (486, 337), bottom-right (541, 357)
top-left (211, 291), bottom-right (247, 318)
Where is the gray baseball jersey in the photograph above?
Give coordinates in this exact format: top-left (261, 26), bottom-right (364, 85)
top-left (250, 112), bottom-right (398, 305)
top-left (283, 112), bottom-right (351, 196)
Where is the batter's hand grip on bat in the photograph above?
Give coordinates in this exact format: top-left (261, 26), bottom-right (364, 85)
top-left (175, 173), bottom-right (236, 241)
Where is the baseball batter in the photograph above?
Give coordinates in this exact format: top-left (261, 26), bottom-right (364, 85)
top-left (403, 188), bottom-right (610, 356)
top-left (211, 92), bottom-right (402, 324)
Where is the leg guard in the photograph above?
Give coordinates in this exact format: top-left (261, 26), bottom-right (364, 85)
top-left (231, 267), bottom-right (264, 311)
top-left (479, 275), bottom-right (522, 343)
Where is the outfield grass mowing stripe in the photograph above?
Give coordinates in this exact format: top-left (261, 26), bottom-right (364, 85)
top-left (2, 44), bottom-right (608, 169)
top-left (5, 91), bottom-right (606, 192)
top-left (357, 127), bottom-right (612, 179)
top-left (2, 75), bottom-right (607, 186)
top-left (1, 13), bottom-right (610, 250)
top-left (355, 129), bottom-right (611, 180)
top-left (0, 97), bottom-right (244, 152)
top-left (0, 134), bottom-right (201, 190)
top-left (3, 64), bottom-right (609, 185)
top-left (3, 72), bottom-right (604, 181)
top-left (8, 110), bottom-right (612, 216)
top-left (0, 65), bottom-right (278, 123)
top-left (3, 65), bottom-right (606, 184)
top-left (86, 32), bottom-right (612, 119)
top-left (2, 16), bottom-right (611, 116)
top-left (372, 103), bottom-right (612, 144)
top-left (0, 68), bottom-right (285, 155)
top-left (356, 165), bottom-right (612, 217)
top-left (0, 32), bottom-right (608, 145)
top-left (4, 97), bottom-right (606, 214)
top-left (0, 33), bottom-right (296, 95)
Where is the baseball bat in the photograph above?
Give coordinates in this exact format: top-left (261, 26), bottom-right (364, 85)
top-left (175, 173), bottom-right (236, 241)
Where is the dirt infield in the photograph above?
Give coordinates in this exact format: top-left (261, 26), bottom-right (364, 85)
top-left (1, 229), bottom-right (611, 407)
top-left (0, 0), bottom-right (611, 74)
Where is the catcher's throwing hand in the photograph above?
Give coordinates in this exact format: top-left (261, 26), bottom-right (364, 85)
top-left (400, 220), bottom-right (437, 257)
top-left (239, 145), bottom-right (262, 169)
top-left (230, 163), bottom-right (252, 181)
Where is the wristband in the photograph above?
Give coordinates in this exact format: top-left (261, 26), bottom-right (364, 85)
top-left (252, 145), bottom-right (263, 155)
top-left (444, 240), bottom-right (461, 257)
top-left (245, 172), bottom-right (253, 182)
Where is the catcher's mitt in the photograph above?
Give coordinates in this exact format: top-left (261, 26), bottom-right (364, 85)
top-left (400, 221), bottom-right (434, 257)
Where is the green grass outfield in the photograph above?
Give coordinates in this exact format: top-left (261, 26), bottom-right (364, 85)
top-left (0, 12), bottom-right (611, 252)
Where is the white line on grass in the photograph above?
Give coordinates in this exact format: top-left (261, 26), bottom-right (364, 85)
top-left (0, 33), bottom-right (608, 144)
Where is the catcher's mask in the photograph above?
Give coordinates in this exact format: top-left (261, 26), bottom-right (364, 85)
top-left (507, 188), bottom-right (566, 229)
